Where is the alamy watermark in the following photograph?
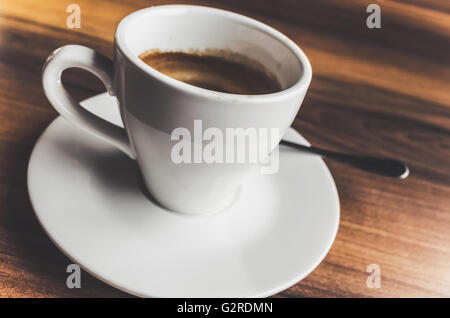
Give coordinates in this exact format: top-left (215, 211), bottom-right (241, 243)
top-left (66, 264), bottom-right (81, 288)
top-left (171, 120), bottom-right (280, 174)
top-left (366, 264), bottom-right (381, 288)
top-left (366, 4), bottom-right (381, 29)
top-left (66, 4), bottom-right (81, 29)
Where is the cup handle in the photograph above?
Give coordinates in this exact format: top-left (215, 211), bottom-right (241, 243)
top-left (42, 45), bottom-right (135, 158)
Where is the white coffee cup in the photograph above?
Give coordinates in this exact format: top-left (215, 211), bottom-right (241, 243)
top-left (42, 5), bottom-right (312, 214)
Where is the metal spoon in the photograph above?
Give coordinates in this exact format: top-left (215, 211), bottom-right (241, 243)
top-left (280, 140), bottom-right (409, 179)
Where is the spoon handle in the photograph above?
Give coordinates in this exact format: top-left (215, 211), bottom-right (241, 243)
top-left (280, 140), bottom-right (409, 179)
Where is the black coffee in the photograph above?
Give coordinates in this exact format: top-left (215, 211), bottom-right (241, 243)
top-left (139, 50), bottom-right (282, 95)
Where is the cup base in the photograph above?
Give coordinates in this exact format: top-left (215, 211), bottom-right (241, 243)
top-left (137, 172), bottom-right (242, 216)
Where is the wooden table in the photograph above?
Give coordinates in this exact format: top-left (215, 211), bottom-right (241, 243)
top-left (0, 0), bottom-right (449, 298)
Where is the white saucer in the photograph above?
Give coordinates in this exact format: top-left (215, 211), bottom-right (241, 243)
top-left (27, 93), bottom-right (340, 297)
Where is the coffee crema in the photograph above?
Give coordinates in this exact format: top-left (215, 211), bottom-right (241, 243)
top-left (139, 50), bottom-right (282, 95)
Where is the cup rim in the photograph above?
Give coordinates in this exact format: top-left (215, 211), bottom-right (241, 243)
top-left (115, 4), bottom-right (312, 102)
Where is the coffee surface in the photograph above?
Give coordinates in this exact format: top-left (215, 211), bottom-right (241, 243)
top-left (139, 51), bottom-right (282, 95)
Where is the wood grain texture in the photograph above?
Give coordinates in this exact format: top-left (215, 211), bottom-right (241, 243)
top-left (0, 0), bottom-right (449, 297)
